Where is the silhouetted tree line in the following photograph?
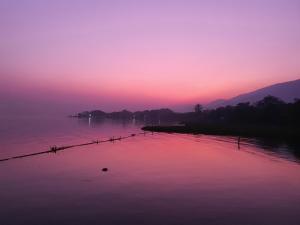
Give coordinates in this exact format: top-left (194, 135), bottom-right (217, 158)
top-left (76, 95), bottom-right (300, 130)
top-left (76, 108), bottom-right (180, 124)
top-left (141, 96), bottom-right (300, 139)
top-left (192, 96), bottom-right (300, 127)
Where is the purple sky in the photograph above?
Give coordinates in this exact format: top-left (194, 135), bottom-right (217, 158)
top-left (1, 0), bottom-right (300, 114)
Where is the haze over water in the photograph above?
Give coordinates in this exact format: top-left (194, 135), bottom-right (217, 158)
top-left (1, 116), bottom-right (300, 225)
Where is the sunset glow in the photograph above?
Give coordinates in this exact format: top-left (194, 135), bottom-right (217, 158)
top-left (1, 0), bottom-right (299, 114)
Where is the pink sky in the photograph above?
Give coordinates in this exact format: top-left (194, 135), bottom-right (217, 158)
top-left (1, 0), bottom-right (300, 114)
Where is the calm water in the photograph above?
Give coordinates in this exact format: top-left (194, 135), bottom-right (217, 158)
top-left (1, 116), bottom-right (300, 225)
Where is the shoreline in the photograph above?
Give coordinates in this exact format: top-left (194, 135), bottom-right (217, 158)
top-left (141, 124), bottom-right (300, 140)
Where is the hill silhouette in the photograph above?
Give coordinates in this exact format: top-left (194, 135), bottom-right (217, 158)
top-left (206, 79), bottom-right (300, 109)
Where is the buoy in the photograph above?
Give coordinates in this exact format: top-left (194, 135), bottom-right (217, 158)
top-left (0, 132), bottom-right (153, 163)
top-left (102, 168), bottom-right (108, 172)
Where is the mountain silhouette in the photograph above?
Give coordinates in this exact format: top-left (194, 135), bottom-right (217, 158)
top-left (206, 78), bottom-right (300, 108)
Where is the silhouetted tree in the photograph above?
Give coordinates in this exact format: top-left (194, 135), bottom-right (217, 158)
top-left (78, 95), bottom-right (300, 133)
top-left (194, 104), bottom-right (203, 113)
top-left (187, 95), bottom-right (299, 127)
top-left (255, 95), bottom-right (284, 108)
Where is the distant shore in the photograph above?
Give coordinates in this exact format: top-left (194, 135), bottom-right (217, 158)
top-left (142, 123), bottom-right (300, 140)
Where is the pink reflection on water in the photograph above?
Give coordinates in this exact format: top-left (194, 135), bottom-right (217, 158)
top-left (1, 117), bottom-right (300, 225)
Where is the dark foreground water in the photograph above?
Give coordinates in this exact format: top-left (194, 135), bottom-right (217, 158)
top-left (1, 116), bottom-right (300, 225)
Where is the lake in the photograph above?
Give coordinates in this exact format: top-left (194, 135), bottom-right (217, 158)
top-left (1, 115), bottom-right (300, 225)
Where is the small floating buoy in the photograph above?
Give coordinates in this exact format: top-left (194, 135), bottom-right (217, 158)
top-left (102, 168), bottom-right (108, 172)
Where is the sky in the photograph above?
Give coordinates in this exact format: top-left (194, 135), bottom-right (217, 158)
top-left (1, 0), bottom-right (300, 114)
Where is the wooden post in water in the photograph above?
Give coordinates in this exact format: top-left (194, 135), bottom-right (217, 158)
top-left (238, 136), bottom-right (241, 149)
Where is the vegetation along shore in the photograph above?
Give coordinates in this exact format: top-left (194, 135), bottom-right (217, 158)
top-left (142, 96), bottom-right (300, 140)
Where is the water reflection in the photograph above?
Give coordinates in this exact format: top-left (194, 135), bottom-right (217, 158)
top-left (78, 116), bottom-right (300, 163)
top-left (239, 137), bottom-right (300, 163)
top-left (1, 116), bottom-right (300, 163)
top-left (1, 116), bottom-right (300, 225)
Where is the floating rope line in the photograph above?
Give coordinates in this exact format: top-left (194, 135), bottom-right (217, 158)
top-left (0, 131), bottom-right (153, 163)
